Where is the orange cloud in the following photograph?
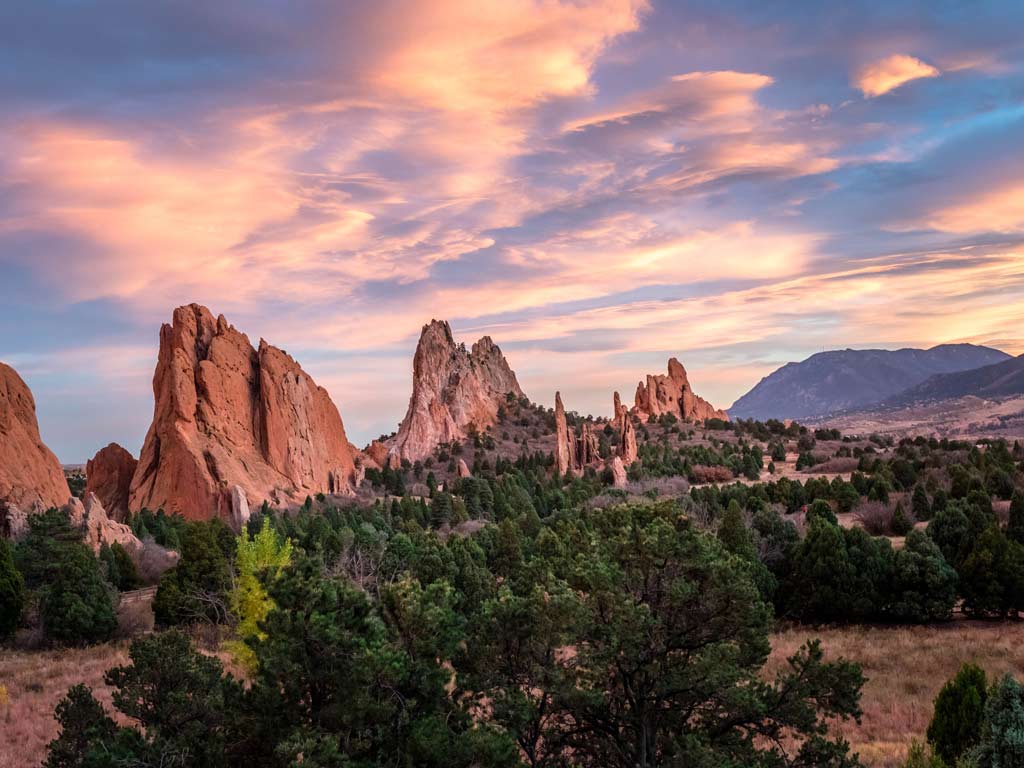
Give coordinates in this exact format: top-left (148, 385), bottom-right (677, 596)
top-left (923, 183), bottom-right (1024, 233)
top-left (855, 54), bottom-right (940, 97)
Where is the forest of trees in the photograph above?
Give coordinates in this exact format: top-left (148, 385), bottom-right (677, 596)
top-left (4, 420), bottom-right (1024, 766)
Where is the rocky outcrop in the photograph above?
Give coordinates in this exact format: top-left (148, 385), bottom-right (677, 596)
top-left (633, 358), bottom-right (727, 423)
top-left (608, 456), bottom-right (627, 488)
top-left (554, 391), bottom-right (573, 476)
top-left (457, 459), bottom-right (472, 478)
top-left (388, 320), bottom-right (523, 462)
top-left (613, 391), bottom-right (638, 465)
top-left (67, 493), bottom-right (143, 555)
top-left (128, 304), bottom-right (357, 523)
top-left (0, 363), bottom-right (70, 531)
top-left (85, 443), bottom-right (137, 521)
top-left (554, 392), bottom-right (602, 476)
top-left (364, 440), bottom-right (389, 469)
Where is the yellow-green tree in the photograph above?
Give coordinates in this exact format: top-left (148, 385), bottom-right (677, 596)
top-left (227, 519), bottom-right (292, 672)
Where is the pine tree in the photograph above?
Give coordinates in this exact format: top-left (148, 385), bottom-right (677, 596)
top-left (0, 538), bottom-right (25, 639)
top-left (912, 485), bottom-right (931, 523)
top-left (1008, 491), bottom-right (1024, 545)
top-left (927, 662), bottom-right (987, 766)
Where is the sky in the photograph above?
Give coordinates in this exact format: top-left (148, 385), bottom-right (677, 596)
top-left (2, 1), bottom-right (1024, 462)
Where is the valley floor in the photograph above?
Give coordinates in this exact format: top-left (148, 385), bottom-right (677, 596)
top-left (769, 621), bottom-right (1024, 767)
top-left (3, 621), bottom-right (1024, 767)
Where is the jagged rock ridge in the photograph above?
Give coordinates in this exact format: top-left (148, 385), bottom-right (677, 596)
top-left (128, 304), bottom-right (357, 522)
top-left (388, 320), bottom-right (523, 462)
top-left (633, 358), bottom-right (727, 422)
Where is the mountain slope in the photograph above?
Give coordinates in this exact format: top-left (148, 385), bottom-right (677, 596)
top-left (887, 354), bottom-right (1024, 406)
top-left (730, 344), bottom-right (1011, 421)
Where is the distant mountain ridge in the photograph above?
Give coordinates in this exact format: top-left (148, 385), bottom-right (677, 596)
top-left (730, 344), bottom-right (1011, 421)
top-left (885, 354), bottom-right (1024, 406)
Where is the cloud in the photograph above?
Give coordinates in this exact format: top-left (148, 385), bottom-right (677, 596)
top-left (855, 54), bottom-right (940, 97)
top-left (3, 0), bottom-right (1024, 460)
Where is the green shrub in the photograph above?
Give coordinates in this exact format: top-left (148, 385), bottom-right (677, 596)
top-left (928, 662), bottom-right (988, 766)
top-left (971, 674), bottom-right (1024, 767)
top-left (40, 543), bottom-right (118, 646)
top-left (0, 538), bottom-right (25, 639)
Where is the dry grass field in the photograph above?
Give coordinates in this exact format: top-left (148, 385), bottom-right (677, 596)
top-left (4, 621), bottom-right (1024, 766)
top-left (0, 640), bottom-right (131, 767)
top-left (769, 621), bottom-right (1024, 767)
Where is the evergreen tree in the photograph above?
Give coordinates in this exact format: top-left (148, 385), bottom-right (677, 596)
top-left (927, 662), bottom-right (988, 766)
top-left (912, 485), bottom-right (931, 523)
top-left (718, 500), bottom-right (756, 560)
top-left (891, 501), bottom-right (913, 536)
top-left (153, 521), bottom-right (232, 627)
top-left (1008, 491), bottom-right (1024, 545)
top-left (970, 674), bottom-right (1024, 767)
top-left (888, 530), bottom-right (957, 623)
top-left (0, 538), bottom-right (25, 640)
top-left (958, 525), bottom-right (1024, 617)
top-left (40, 543), bottom-right (118, 646)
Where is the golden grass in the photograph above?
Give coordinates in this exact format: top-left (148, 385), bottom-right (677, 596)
top-left (769, 621), bottom-right (1024, 767)
top-left (0, 640), bottom-right (130, 767)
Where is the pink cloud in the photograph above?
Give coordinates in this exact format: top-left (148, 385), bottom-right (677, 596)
top-left (855, 54), bottom-right (940, 97)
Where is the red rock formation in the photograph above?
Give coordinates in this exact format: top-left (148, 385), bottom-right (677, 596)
top-left (608, 456), bottom-right (627, 488)
top-left (633, 358), bottom-right (728, 423)
top-left (85, 443), bottom-right (137, 520)
top-left (364, 440), bottom-right (389, 469)
top-left (554, 392), bottom-right (602, 476)
top-left (457, 458), bottom-right (472, 478)
top-left (0, 362), bottom-right (70, 523)
top-left (128, 304), bottom-right (357, 522)
top-left (612, 391), bottom-right (638, 465)
top-left (389, 320), bottom-right (523, 461)
top-left (554, 391), bottom-right (573, 476)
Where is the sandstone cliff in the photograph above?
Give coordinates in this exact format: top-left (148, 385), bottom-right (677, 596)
top-left (633, 358), bottom-right (728, 423)
top-left (0, 363), bottom-right (70, 531)
top-left (128, 304), bottom-right (357, 522)
top-left (388, 320), bottom-right (523, 461)
top-left (85, 443), bottom-right (137, 520)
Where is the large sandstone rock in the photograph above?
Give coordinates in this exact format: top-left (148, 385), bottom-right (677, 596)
top-left (633, 358), bottom-right (728, 423)
top-left (85, 443), bottom-right (137, 521)
top-left (388, 320), bottom-right (523, 462)
top-left (129, 304), bottom-right (357, 522)
top-left (0, 362), bottom-right (70, 522)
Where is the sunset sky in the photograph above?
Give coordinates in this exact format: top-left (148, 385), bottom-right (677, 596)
top-left (2, 1), bottom-right (1024, 462)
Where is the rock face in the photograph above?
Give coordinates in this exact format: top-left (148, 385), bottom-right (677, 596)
top-left (634, 358), bottom-right (727, 423)
top-left (128, 304), bottom-right (357, 522)
top-left (554, 392), bottom-right (602, 476)
top-left (613, 391), bottom-right (638, 465)
top-left (388, 320), bottom-right (523, 462)
top-left (608, 456), bottom-right (627, 488)
top-left (67, 494), bottom-right (144, 556)
top-left (554, 392), bottom-right (573, 476)
top-left (0, 362), bottom-right (70, 528)
top-left (85, 443), bottom-right (137, 521)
